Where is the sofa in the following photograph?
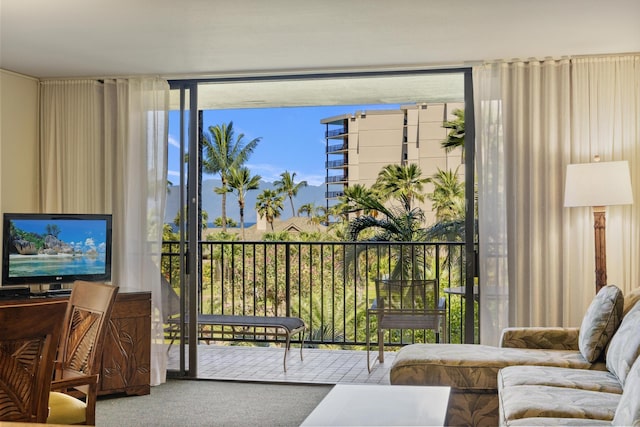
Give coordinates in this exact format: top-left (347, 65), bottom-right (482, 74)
top-left (390, 285), bottom-right (640, 426)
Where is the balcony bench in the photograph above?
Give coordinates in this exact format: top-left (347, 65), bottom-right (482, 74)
top-left (167, 314), bottom-right (306, 372)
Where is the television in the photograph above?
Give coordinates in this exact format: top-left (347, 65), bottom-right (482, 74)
top-left (1, 213), bottom-right (112, 287)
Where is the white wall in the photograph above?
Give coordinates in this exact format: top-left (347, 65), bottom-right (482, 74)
top-left (0, 69), bottom-right (40, 279)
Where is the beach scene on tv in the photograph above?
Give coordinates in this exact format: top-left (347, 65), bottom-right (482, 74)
top-left (6, 218), bottom-right (109, 277)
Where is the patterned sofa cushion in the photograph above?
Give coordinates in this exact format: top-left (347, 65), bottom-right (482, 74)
top-left (498, 365), bottom-right (623, 394)
top-left (499, 385), bottom-right (619, 424)
top-left (623, 286), bottom-right (640, 317)
top-left (390, 344), bottom-right (599, 391)
top-left (606, 302), bottom-right (640, 385)
top-left (612, 355), bottom-right (640, 426)
top-left (507, 417), bottom-right (611, 426)
top-left (579, 285), bottom-right (624, 363)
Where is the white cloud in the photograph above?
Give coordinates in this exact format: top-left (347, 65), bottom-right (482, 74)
top-left (246, 163), bottom-right (325, 186)
top-left (168, 135), bottom-right (180, 148)
top-left (245, 163), bottom-right (282, 183)
top-left (168, 170), bottom-right (180, 178)
top-left (298, 174), bottom-right (325, 186)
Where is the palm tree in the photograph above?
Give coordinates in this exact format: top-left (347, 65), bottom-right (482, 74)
top-left (345, 195), bottom-right (430, 279)
top-left (373, 163), bottom-right (429, 211)
top-left (428, 167), bottom-right (465, 222)
top-left (441, 108), bottom-right (465, 153)
top-left (228, 166), bottom-right (261, 239)
top-left (201, 121), bottom-right (261, 232)
top-left (346, 196), bottom-right (427, 243)
top-left (255, 189), bottom-right (284, 231)
top-left (274, 171), bottom-right (307, 216)
top-left (297, 203), bottom-right (314, 217)
top-left (334, 184), bottom-right (378, 219)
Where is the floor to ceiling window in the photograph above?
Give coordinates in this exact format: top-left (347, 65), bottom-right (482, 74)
top-left (166, 70), bottom-right (475, 378)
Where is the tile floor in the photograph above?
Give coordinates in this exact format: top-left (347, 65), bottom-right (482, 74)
top-left (168, 344), bottom-right (395, 385)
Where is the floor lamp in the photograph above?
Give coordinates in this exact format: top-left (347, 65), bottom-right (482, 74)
top-left (564, 160), bottom-right (633, 294)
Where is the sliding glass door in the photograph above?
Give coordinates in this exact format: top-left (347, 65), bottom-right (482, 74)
top-left (165, 70), bottom-right (476, 379)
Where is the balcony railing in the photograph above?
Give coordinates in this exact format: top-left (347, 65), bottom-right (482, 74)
top-left (326, 142), bottom-right (347, 153)
top-left (326, 174), bottom-right (347, 183)
top-left (325, 159), bottom-right (346, 168)
top-left (161, 241), bottom-right (476, 349)
top-left (325, 128), bottom-right (346, 137)
top-left (325, 190), bottom-right (345, 198)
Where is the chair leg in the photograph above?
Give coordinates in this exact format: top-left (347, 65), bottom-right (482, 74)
top-left (284, 334), bottom-right (290, 372)
top-left (366, 313), bottom-right (376, 373)
top-left (378, 327), bottom-right (385, 363)
top-left (299, 328), bottom-right (305, 361)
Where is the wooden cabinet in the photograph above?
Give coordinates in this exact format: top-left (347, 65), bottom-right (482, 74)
top-left (100, 291), bottom-right (151, 396)
top-left (0, 291), bottom-right (151, 397)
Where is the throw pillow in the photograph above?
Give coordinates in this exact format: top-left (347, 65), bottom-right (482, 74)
top-left (606, 301), bottom-right (640, 385)
top-left (578, 284), bottom-right (624, 363)
top-left (623, 286), bottom-right (640, 317)
top-left (612, 355), bottom-right (640, 426)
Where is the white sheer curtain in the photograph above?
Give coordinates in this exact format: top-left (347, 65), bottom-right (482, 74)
top-left (40, 77), bottom-right (170, 385)
top-left (474, 54), bottom-right (640, 346)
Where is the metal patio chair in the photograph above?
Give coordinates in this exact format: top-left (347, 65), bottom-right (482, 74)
top-left (366, 279), bottom-right (446, 372)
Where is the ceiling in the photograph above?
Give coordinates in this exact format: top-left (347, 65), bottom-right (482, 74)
top-left (1, 0), bottom-right (639, 108)
top-left (2, 0), bottom-right (639, 80)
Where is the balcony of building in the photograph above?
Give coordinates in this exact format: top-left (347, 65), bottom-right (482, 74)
top-left (162, 240), bottom-right (477, 383)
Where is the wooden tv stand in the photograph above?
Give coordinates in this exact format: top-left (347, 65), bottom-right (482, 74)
top-left (0, 291), bottom-right (151, 397)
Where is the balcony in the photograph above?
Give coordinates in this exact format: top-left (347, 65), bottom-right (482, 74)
top-left (326, 142), bottom-right (348, 153)
top-left (325, 159), bottom-right (346, 168)
top-left (325, 127), bottom-right (347, 138)
top-left (326, 174), bottom-right (347, 184)
top-left (162, 240), bottom-right (477, 380)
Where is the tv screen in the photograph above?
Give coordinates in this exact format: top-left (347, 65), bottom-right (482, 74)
top-left (2, 213), bottom-right (112, 286)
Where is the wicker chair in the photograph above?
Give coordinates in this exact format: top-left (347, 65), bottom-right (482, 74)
top-left (47, 280), bottom-right (119, 425)
top-left (0, 301), bottom-right (67, 423)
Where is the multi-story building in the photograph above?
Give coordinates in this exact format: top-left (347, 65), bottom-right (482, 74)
top-left (322, 102), bottom-right (465, 225)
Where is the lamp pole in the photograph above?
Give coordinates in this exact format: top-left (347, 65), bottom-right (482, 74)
top-left (593, 206), bottom-right (607, 293)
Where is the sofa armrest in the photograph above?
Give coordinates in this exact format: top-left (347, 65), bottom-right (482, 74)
top-left (500, 327), bottom-right (580, 350)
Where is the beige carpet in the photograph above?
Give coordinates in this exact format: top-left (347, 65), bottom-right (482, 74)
top-left (96, 379), bottom-right (332, 427)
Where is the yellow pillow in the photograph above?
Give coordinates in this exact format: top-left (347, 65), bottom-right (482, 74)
top-left (47, 391), bottom-right (87, 425)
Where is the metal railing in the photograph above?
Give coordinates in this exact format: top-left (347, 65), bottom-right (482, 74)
top-left (326, 143), bottom-right (347, 153)
top-left (326, 174), bottom-right (347, 183)
top-left (161, 240), bottom-right (476, 349)
top-left (325, 159), bottom-right (346, 168)
top-left (325, 128), bottom-right (346, 137)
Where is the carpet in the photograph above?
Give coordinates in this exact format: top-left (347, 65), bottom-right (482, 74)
top-left (96, 379), bottom-right (332, 427)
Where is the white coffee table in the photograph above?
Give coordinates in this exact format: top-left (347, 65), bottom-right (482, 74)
top-left (301, 384), bottom-right (450, 426)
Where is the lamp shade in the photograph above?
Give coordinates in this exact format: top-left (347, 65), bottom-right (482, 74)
top-left (564, 161), bottom-right (634, 207)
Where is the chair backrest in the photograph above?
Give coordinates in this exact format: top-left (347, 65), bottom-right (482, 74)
top-left (56, 280), bottom-right (119, 383)
top-left (374, 279), bottom-right (439, 312)
top-left (161, 274), bottom-right (181, 320)
top-left (0, 301), bottom-right (67, 423)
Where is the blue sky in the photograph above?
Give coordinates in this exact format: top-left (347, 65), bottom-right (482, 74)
top-left (168, 104), bottom-right (400, 186)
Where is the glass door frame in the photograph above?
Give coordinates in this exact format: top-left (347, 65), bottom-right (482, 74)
top-left (167, 67), bottom-right (477, 378)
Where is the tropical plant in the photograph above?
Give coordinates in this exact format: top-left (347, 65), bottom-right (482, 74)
top-left (297, 203), bottom-right (314, 217)
top-left (428, 167), bottom-right (465, 222)
top-left (372, 163), bottom-right (429, 211)
top-left (173, 207), bottom-right (209, 231)
top-left (45, 224), bottom-right (61, 237)
top-left (213, 217), bottom-right (237, 228)
top-left (334, 184), bottom-right (378, 219)
top-left (347, 197), bottom-right (428, 243)
top-left (255, 189), bottom-right (284, 231)
top-left (201, 121), bottom-right (261, 232)
top-left (227, 166), bottom-right (261, 239)
top-left (441, 108), bottom-right (465, 153)
top-left (274, 170), bottom-right (307, 216)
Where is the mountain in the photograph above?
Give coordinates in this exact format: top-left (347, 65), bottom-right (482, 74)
top-left (164, 179), bottom-right (326, 225)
